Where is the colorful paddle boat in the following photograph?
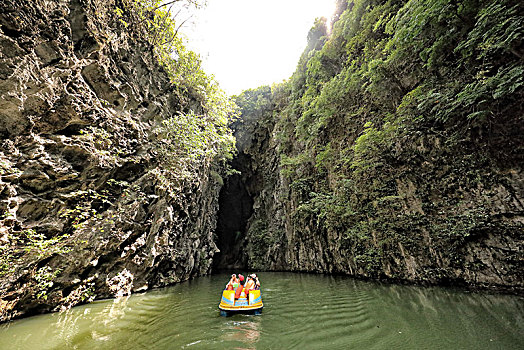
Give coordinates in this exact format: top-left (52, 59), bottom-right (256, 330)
top-left (219, 289), bottom-right (263, 316)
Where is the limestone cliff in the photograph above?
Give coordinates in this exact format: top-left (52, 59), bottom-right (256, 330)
top-left (0, 0), bottom-right (231, 321)
top-left (222, 0), bottom-right (524, 293)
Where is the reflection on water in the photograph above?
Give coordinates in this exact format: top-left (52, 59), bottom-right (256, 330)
top-left (52, 295), bottom-right (132, 346)
top-left (1, 273), bottom-right (523, 350)
top-left (220, 319), bottom-right (261, 350)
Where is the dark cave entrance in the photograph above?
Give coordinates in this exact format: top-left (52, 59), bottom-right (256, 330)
top-left (213, 153), bottom-right (253, 270)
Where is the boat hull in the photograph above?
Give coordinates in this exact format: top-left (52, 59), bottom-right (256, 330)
top-left (219, 308), bottom-right (263, 317)
top-left (218, 289), bottom-right (263, 316)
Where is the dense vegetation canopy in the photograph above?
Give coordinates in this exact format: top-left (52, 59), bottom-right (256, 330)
top-left (234, 0), bottom-right (523, 279)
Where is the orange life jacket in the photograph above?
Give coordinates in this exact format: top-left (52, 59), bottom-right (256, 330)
top-left (234, 285), bottom-right (243, 299)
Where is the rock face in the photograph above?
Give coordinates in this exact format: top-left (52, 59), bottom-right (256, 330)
top-left (223, 1), bottom-right (524, 294)
top-left (0, 0), bottom-right (224, 321)
top-left (229, 92), bottom-right (524, 294)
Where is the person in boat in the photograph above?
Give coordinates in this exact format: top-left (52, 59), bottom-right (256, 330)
top-left (252, 274), bottom-right (261, 290)
top-left (234, 274), bottom-right (245, 299)
top-left (244, 274), bottom-right (260, 296)
top-left (225, 274), bottom-right (239, 291)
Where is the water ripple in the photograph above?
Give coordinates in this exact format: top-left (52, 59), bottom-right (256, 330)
top-left (1, 272), bottom-right (523, 350)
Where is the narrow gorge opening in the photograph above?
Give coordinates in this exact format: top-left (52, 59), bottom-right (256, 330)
top-left (213, 153), bottom-right (254, 270)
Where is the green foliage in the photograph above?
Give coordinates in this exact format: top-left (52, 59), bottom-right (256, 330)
top-left (120, 0), bottom-right (236, 154)
top-left (448, 64), bottom-right (523, 121)
top-left (34, 266), bottom-right (62, 301)
top-left (0, 227), bottom-right (70, 278)
top-left (455, 2), bottom-right (524, 62)
top-left (63, 282), bottom-right (96, 305)
top-left (59, 189), bottom-right (112, 230)
top-left (123, 0), bottom-right (203, 46)
top-left (433, 208), bottom-right (490, 242)
top-left (128, 0), bottom-right (228, 103)
top-left (350, 117), bottom-right (403, 178)
top-left (0, 247), bottom-right (15, 277)
top-left (234, 86), bottom-right (273, 118)
top-left (151, 109), bottom-right (236, 195)
top-left (152, 39), bottom-right (237, 188)
top-left (77, 126), bottom-right (129, 166)
top-left (280, 153), bottom-right (310, 179)
top-left (236, 0), bottom-right (524, 277)
top-left (21, 229), bottom-right (70, 258)
top-left (114, 0), bottom-right (237, 192)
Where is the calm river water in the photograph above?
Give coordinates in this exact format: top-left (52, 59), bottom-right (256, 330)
top-left (1, 272), bottom-right (523, 349)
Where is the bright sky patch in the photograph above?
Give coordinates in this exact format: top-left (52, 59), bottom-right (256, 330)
top-left (180, 0), bottom-right (336, 95)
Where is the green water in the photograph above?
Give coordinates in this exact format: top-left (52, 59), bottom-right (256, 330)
top-left (1, 272), bottom-right (523, 349)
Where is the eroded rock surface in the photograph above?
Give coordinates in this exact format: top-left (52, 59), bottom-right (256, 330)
top-left (223, 2), bottom-right (524, 294)
top-left (229, 93), bottom-right (524, 294)
top-left (0, 0), bottom-right (222, 321)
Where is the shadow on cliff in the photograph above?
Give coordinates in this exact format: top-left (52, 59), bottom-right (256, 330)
top-left (213, 153), bottom-right (255, 270)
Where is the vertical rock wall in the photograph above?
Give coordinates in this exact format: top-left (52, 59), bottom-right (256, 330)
top-left (0, 0), bottom-right (223, 321)
top-left (233, 93), bottom-right (524, 294)
top-left (229, 1), bottom-right (524, 294)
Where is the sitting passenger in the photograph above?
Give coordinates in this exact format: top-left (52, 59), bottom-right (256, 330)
top-left (252, 274), bottom-right (261, 290)
top-left (234, 274), bottom-right (245, 299)
top-left (225, 274), bottom-right (239, 291)
top-left (244, 274), bottom-right (258, 296)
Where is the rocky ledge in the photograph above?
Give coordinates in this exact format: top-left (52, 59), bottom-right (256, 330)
top-left (0, 0), bottom-right (224, 322)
